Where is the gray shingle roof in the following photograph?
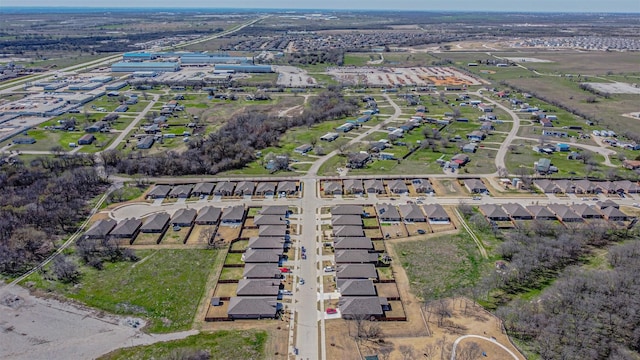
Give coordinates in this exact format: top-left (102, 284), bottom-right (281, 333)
top-left (248, 237), bottom-right (286, 249)
top-left (227, 297), bottom-right (279, 318)
top-left (398, 204), bottom-right (425, 221)
top-left (243, 263), bottom-right (282, 279)
top-left (339, 297), bottom-right (384, 317)
top-left (331, 215), bottom-right (363, 226)
top-left (221, 205), bottom-right (245, 222)
top-left (333, 226), bottom-right (365, 237)
top-left (140, 213), bottom-right (170, 231)
top-left (331, 205), bottom-right (363, 215)
top-left (236, 279), bottom-right (281, 296)
top-left (109, 218), bottom-right (142, 237)
top-left (171, 208), bottom-right (197, 226)
top-left (333, 237), bottom-right (373, 250)
top-left (195, 206), bottom-right (221, 224)
top-left (84, 219), bottom-right (116, 238)
top-left (259, 205), bottom-right (289, 215)
top-left (336, 264), bottom-right (378, 279)
top-left (258, 225), bottom-right (288, 237)
top-left (337, 279), bottom-right (377, 296)
top-left (335, 250), bottom-right (378, 264)
top-left (253, 215), bottom-right (288, 226)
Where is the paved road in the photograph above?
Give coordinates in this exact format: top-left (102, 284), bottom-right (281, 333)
top-left (104, 94), bottom-right (160, 152)
top-left (450, 334), bottom-right (520, 360)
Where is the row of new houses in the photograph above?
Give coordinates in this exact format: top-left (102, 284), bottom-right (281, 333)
top-left (534, 179), bottom-right (640, 194)
top-left (147, 181), bottom-right (299, 199)
top-left (322, 178), bottom-right (433, 195)
top-left (478, 202), bottom-right (632, 223)
top-left (329, 205), bottom-right (391, 320)
top-left (83, 205), bottom-right (246, 243)
top-left (226, 206), bottom-right (291, 320)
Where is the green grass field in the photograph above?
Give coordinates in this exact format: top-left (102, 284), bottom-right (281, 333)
top-left (99, 331), bottom-right (267, 360)
top-left (23, 249), bottom-right (222, 333)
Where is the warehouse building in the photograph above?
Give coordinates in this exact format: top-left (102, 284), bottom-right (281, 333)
top-left (214, 64), bottom-right (273, 73)
top-left (111, 62), bottom-right (180, 73)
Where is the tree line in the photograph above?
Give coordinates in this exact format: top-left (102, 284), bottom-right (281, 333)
top-left (0, 154), bottom-right (108, 276)
top-left (102, 89), bottom-right (359, 176)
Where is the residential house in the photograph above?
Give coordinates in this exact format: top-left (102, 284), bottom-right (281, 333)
top-left (398, 204), bottom-right (426, 222)
top-left (571, 204), bottom-right (603, 219)
top-left (195, 206), bottom-right (222, 225)
top-left (594, 181), bottom-right (616, 194)
top-left (336, 264), bottom-right (378, 280)
top-left (601, 207), bottom-right (628, 221)
top-left (542, 129), bottom-right (568, 137)
top-left (85, 121), bottom-right (107, 133)
top-left (253, 215), bottom-right (288, 226)
top-left (502, 203), bottom-right (533, 220)
top-left (347, 153), bottom-right (371, 169)
top-left (214, 181), bottom-right (236, 196)
top-left (526, 206), bottom-right (557, 220)
top-left (554, 180), bottom-right (575, 194)
top-left (479, 205), bottom-right (510, 221)
top-left (343, 179), bottom-right (364, 195)
top-left (376, 204), bottom-right (401, 222)
top-left (622, 160), bottom-right (640, 170)
top-left (335, 250), bottom-right (379, 264)
top-left (78, 134), bottom-right (96, 145)
top-left (146, 185), bottom-right (171, 199)
top-left (192, 182), bottom-right (215, 197)
top-left (235, 279), bottom-right (281, 297)
top-left (84, 219), bottom-right (116, 239)
top-left (423, 204), bottom-right (450, 223)
top-left (12, 137), bottom-right (36, 145)
top-left (535, 158), bottom-right (552, 174)
top-left (466, 130), bottom-right (485, 142)
top-left (243, 264), bottom-right (282, 279)
top-left (137, 136), bottom-right (154, 149)
top-left (169, 184), bottom-right (193, 198)
top-left (324, 181), bottom-right (343, 195)
top-left (462, 143), bottom-right (477, 153)
top-left (247, 237), bottom-right (286, 250)
top-left (171, 208), bottom-right (197, 227)
top-left (234, 181), bottom-right (255, 196)
top-left (412, 179), bottom-right (433, 193)
top-left (336, 123), bottom-right (355, 133)
top-left (451, 154), bottom-right (470, 167)
top-left (220, 205), bottom-right (245, 224)
top-left (464, 179), bottom-right (488, 194)
top-left (227, 297), bottom-right (280, 319)
top-left (276, 181), bottom-right (297, 195)
top-left (258, 225), bottom-right (288, 238)
top-left (556, 143), bottom-right (570, 152)
top-left (294, 144), bottom-right (313, 154)
top-left (332, 215), bottom-right (363, 226)
top-left (387, 179), bottom-right (409, 194)
top-left (337, 279), bottom-right (377, 296)
top-left (333, 237), bottom-right (374, 250)
top-left (339, 297), bottom-right (387, 320)
top-left (320, 132), bottom-right (339, 142)
top-left (574, 180), bottom-right (596, 194)
top-left (369, 141), bottom-right (387, 153)
top-left (242, 249), bottom-right (283, 263)
top-left (140, 213), bottom-right (170, 233)
top-left (534, 179), bottom-right (561, 194)
top-left (331, 205), bottom-right (364, 216)
top-left (540, 118), bottom-right (553, 127)
top-left (333, 226), bottom-right (365, 238)
top-left (108, 218), bottom-right (142, 242)
top-left (255, 182), bottom-right (276, 196)
top-left (597, 200), bottom-right (619, 210)
top-left (364, 179), bottom-right (385, 194)
top-left (259, 206), bottom-right (290, 216)
top-left (480, 121), bottom-right (494, 131)
top-left (614, 180), bottom-right (640, 194)
top-left (547, 204), bottom-right (582, 222)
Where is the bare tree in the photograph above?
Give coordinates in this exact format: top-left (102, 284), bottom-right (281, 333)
top-left (423, 344), bottom-right (436, 360)
top-left (52, 255), bottom-right (80, 283)
top-left (456, 341), bottom-right (482, 360)
top-left (399, 345), bottom-right (416, 360)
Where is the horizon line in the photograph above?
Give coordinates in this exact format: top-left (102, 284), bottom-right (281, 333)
top-left (1, 6), bottom-right (639, 14)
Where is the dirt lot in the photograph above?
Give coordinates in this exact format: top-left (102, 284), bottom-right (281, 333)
top-left (216, 225), bottom-right (242, 243)
top-left (213, 283), bottom-right (237, 298)
top-left (240, 227), bottom-right (259, 238)
top-left (375, 283), bottom-right (401, 299)
top-left (325, 66), bottom-right (484, 87)
top-left (186, 225), bottom-right (216, 245)
top-left (432, 179), bottom-right (466, 196)
top-left (132, 232), bottom-right (161, 245)
top-left (405, 222), bottom-right (431, 235)
top-left (379, 223), bottom-right (407, 238)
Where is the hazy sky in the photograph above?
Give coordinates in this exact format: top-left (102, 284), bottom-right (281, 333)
top-left (4, 0), bottom-right (640, 13)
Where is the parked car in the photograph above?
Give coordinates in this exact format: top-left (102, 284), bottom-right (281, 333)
top-left (299, 278), bottom-right (305, 285)
top-left (279, 267), bottom-right (290, 273)
top-left (324, 266), bottom-right (335, 272)
top-left (301, 253), bottom-right (307, 260)
top-left (326, 308), bottom-right (337, 314)
top-left (417, 229), bottom-right (426, 235)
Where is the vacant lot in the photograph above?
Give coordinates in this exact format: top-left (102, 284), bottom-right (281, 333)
top-left (395, 232), bottom-right (488, 299)
top-left (99, 330), bottom-right (267, 360)
top-left (24, 249), bottom-right (222, 333)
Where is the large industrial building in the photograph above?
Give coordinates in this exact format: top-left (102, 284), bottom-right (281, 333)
top-left (214, 64), bottom-right (273, 73)
top-left (111, 62), bottom-right (180, 73)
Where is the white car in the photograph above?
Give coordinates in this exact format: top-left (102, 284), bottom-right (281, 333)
top-left (324, 266), bottom-right (335, 272)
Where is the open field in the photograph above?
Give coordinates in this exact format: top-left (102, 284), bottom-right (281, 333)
top-left (99, 330), bottom-right (268, 360)
top-left (22, 249), bottom-right (222, 333)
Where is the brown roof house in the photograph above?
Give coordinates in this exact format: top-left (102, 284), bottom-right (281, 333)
top-left (333, 237), bottom-right (374, 250)
top-left (235, 279), bottom-right (281, 297)
top-left (171, 208), bottom-right (197, 227)
top-left (464, 179), bottom-right (488, 194)
top-left (601, 207), bottom-right (628, 221)
top-left (195, 206), bottom-right (222, 225)
top-left (243, 264), bottom-right (282, 279)
top-left (333, 226), bottom-right (365, 238)
top-left (147, 185), bottom-right (171, 199)
top-left (192, 182), bottom-right (215, 197)
top-left (526, 206), bottom-right (557, 221)
top-left (335, 250), bottom-right (379, 264)
top-left (276, 181), bottom-right (297, 195)
top-left (547, 204), bottom-right (582, 223)
top-left (259, 205), bottom-right (290, 216)
top-left (502, 203), bottom-right (533, 220)
top-left (331, 205), bottom-right (364, 216)
top-left (140, 213), bottom-right (170, 233)
top-left (258, 225), bottom-right (289, 238)
top-left (337, 279), bottom-right (377, 296)
top-left (387, 179), bottom-right (409, 194)
top-left (108, 218), bottom-right (142, 243)
top-left (169, 184), bottom-right (193, 198)
top-left (242, 249), bottom-right (283, 263)
top-left (253, 214), bottom-right (288, 226)
top-left (331, 215), bottom-right (363, 226)
top-left (376, 203), bottom-right (401, 222)
top-left (227, 297), bottom-right (280, 319)
top-left (339, 297), bottom-right (387, 320)
top-left (570, 204), bottom-right (603, 219)
top-left (412, 178), bottom-right (433, 193)
top-left (398, 204), bottom-right (426, 222)
top-left (336, 264), bottom-right (378, 280)
top-left (255, 182), bottom-right (276, 196)
top-left (323, 181), bottom-right (343, 195)
top-left (247, 237), bottom-right (286, 250)
top-left (84, 219), bottom-right (116, 240)
top-left (343, 179), bottom-right (364, 195)
top-left (423, 204), bottom-right (450, 223)
top-left (234, 181), bottom-right (255, 196)
top-left (221, 205), bottom-right (245, 224)
top-left (479, 204), bottom-right (510, 221)
top-left (364, 179), bottom-right (385, 194)
top-left (214, 181), bottom-right (236, 196)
